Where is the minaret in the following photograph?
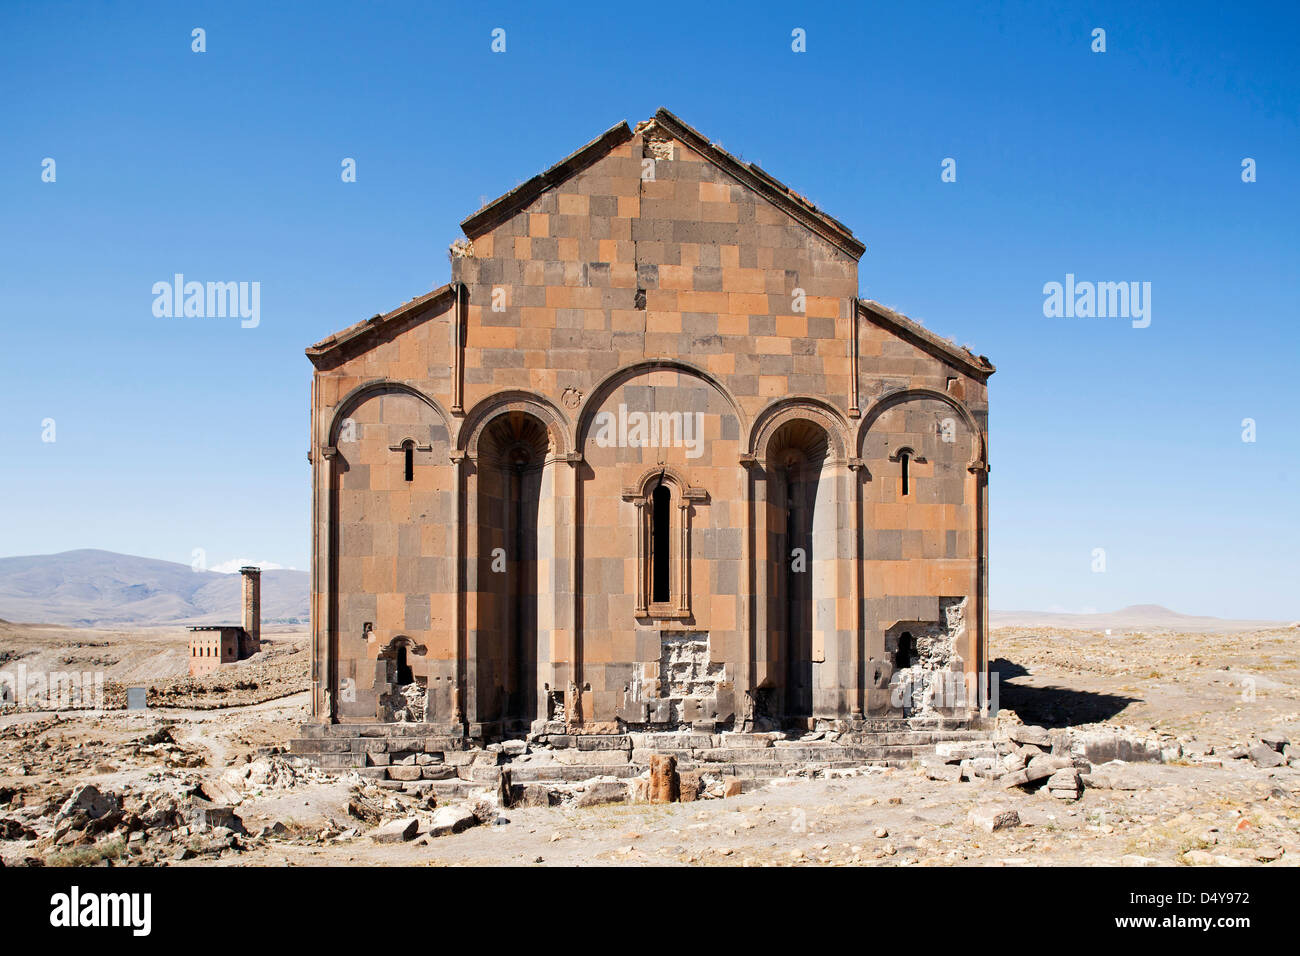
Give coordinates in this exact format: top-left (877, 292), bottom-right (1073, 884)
top-left (239, 566), bottom-right (261, 655)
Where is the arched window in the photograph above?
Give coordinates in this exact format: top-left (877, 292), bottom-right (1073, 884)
top-left (403, 440), bottom-right (414, 482)
top-left (651, 484), bottom-right (671, 604)
top-left (624, 468), bottom-right (705, 620)
top-left (890, 446), bottom-right (923, 498)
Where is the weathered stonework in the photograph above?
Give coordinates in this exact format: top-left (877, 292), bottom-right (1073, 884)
top-left (304, 109), bottom-right (994, 740)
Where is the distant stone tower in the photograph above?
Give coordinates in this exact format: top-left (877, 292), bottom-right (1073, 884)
top-left (240, 566), bottom-right (261, 655)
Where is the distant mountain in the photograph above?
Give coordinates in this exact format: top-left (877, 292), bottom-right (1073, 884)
top-left (0, 549), bottom-right (308, 627)
top-left (991, 604), bottom-right (1290, 633)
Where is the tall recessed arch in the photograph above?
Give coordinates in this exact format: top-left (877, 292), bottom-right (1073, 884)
top-left (749, 396), bottom-right (852, 463)
top-left (461, 389), bottom-right (573, 462)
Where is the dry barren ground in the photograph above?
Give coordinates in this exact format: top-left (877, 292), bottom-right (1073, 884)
top-left (0, 619), bottom-right (309, 709)
top-left (2, 624), bottom-right (1298, 867)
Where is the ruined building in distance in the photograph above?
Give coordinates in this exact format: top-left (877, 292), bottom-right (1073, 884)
top-left (304, 109), bottom-right (994, 740)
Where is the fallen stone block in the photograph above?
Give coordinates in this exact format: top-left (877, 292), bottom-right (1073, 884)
top-left (630, 776), bottom-right (651, 803)
top-left (371, 817), bottom-right (418, 844)
top-left (934, 742), bottom-right (993, 762)
top-left (199, 778), bottom-right (242, 805)
top-left (1000, 769), bottom-right (1030, 789)
top-left (1250, 745), bottom-right (1285, 768)
top-left (1261, 732), bottom-right (1290, 753)
top-left (925, 762), bottom-right (963, 782)
top-left (679, 770), bottom-right (702, 802)
top-left (515, 784), bottom-right (557, 808)
top-left (1046, 769), bottom-right (1082, 800)
top-left (187, 799), bottom-right (244, 834)
top-left (1025, 755), bottom-right (1073, 783)
top-left (574, 781), bottom-right (628, 808)
top-left (56, 785), bottom-right (119, 824)
top-left (1009, 725), bottom-right (1051, 748)
top-left (387, 765), bottom-right (423, 781)
top-left (968, 806), bottom-right (1020, 833)
top-left (428, 805), bottom-right (477, 837)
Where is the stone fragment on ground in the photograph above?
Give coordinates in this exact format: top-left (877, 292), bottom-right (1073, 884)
top-left (371, 817), bottom-right (418, 844)
top-left (428, 804), bottom-right (477, 837)
top-left (968, 806), bottom-right (1020, 833)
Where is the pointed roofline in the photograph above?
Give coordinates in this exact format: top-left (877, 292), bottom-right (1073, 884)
top-left (305, 283), bottom-right (456, 367)
top-left (650, 108), bottom-right (864, 259)
top-left (460, 120), bottom-right (634, 237)
top-left (858, 299), bottom-right (995, 380)
top-left (460, 108), bottom-right (865, 259)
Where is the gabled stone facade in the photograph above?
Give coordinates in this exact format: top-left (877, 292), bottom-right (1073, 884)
top-left (305, 109), bottom-right (993, 739)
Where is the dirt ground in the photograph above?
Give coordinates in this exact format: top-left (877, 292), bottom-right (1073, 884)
top-left (2, 624), bottom-right (1298, 867)
top-left (0, 619), bottom-right (309, 709)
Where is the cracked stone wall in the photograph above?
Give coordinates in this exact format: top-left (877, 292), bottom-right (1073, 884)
top-left (886, 596), bottom-right (967, 716)
top-left (307, 116), bottom-right (990, 728)
top-left (621, 631), bottom-right (729, 728)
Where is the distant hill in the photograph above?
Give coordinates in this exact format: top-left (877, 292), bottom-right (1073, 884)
top-left (0, 549), bottom-right (308, 627)
top-left (992, 604), bottom-right (1291, 633)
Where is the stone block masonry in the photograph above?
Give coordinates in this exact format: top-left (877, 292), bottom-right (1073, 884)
top-left (304, 108), bottom-right (994, 739)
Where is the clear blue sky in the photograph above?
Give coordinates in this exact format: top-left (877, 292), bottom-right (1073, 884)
top-left (1, 2), bottom-right (1296, 618)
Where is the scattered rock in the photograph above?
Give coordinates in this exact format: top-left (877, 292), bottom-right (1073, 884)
top-left (574, 780), bottom-right (628, 808)
top-left (968, 806), bottom-right (1020, 833)
top-left (1260, 732), bottom-right (1289, 753)
top-left (55, 785), bottom-right (118, 824)
top-left (1250, 745), bottom-right (1285, 769)
top-left (1009, 725), bottom-right (1051, 748)
top-left (1025, 755), bottom-right (1073, 782)
top-left (428, 805), bottom-right (477, 837)
top-left (1000, 769), bottom-right (1030, 789)
top-left (371, 817), bottom-right (418, 844)
top-left (925, 762), bottom-right (962, 782)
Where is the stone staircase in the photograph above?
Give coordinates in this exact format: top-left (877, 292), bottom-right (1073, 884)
top-left (290, 718), bottom-right (991, 793)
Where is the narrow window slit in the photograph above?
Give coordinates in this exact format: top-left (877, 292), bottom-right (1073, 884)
top-left (651, 484), bottom-right (670, 604)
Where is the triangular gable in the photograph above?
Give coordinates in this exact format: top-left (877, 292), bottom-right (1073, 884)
top-left (460, 121), bottom-right (634, 237)
top-left (306, 283), bottom-right (457, 367)
top-left (859, 299), bottom-right (995, 380)
top-left (460, 108), bottom-right (865, 259)
top-left (651, 108), bottom-right (864, 259)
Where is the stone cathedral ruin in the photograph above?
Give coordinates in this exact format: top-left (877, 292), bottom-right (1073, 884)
top-left (294, 110), bottom-right (994, 779)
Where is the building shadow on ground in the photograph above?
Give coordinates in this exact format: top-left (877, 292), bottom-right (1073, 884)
top-left (990, 657), bottom-right (1139, 729)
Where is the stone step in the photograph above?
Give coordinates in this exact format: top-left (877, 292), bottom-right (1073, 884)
top-left (505, 765), bottom-right (642, 783)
